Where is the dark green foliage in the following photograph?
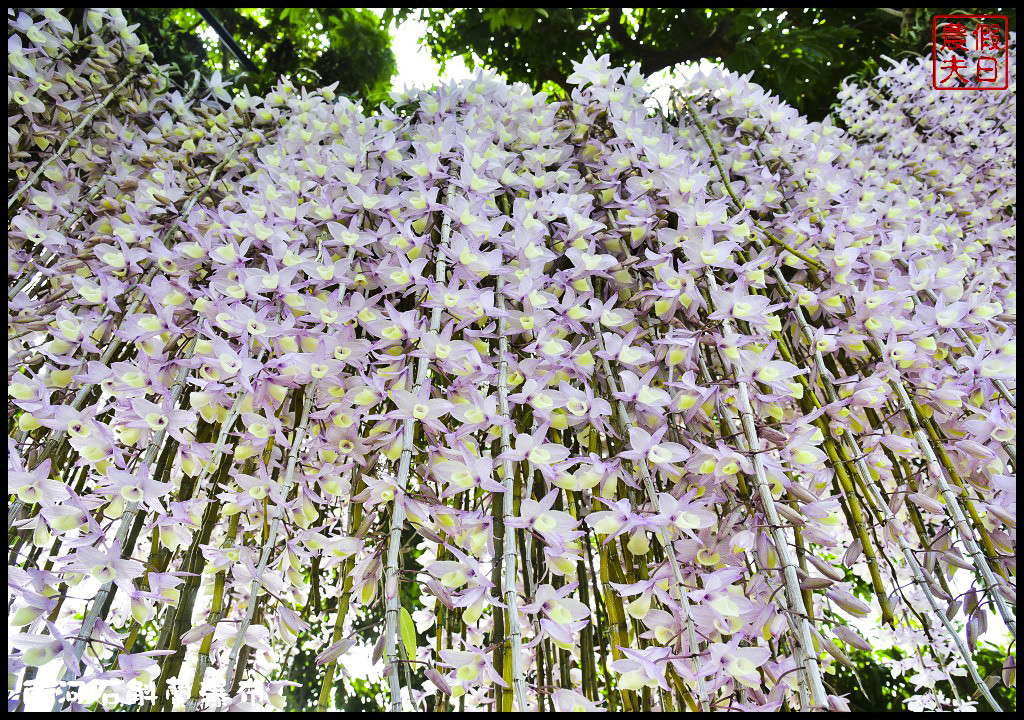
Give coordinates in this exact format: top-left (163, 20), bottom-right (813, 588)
top-left (123, 8), bottom-right (396, 104)
top-left (272, 637), bottom-right (387, 712)
top-left (121, 9), bottom-right (209, 88)
top-left (271, 524), bottom-right (426, 710)
top-left (397, 8), bottom-right (1016, 119)
top-left (830, 644), bottom-right (1015, 711)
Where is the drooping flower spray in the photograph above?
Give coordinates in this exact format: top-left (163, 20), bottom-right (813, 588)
top-left (8, 10), bottom-right (1015, 713)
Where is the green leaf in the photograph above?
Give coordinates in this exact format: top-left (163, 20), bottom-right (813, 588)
top-left (399, 607), bottom-right (416, 661)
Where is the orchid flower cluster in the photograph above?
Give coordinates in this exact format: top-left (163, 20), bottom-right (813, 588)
top-left (8, 8), bottom-right (1016, 714)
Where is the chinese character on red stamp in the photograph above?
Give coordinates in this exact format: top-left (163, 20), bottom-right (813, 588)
top-left (932, 15), bottom-right (1009, 90)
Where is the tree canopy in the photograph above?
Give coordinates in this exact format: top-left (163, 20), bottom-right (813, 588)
top-left (121, 8), bottom-right (1016, 118)
top-left (122, 8), bottom-right (396, 104)
top-left (395, 8), bottom-right (1016, 118)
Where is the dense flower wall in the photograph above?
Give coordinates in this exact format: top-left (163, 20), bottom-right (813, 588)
top-left (8, 9), bottom-right (1016, 713)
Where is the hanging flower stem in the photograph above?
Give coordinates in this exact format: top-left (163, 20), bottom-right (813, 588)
top-left (223, 383), bottom-right (315, 692)
top-left (384, 192), bottom-right (453, 712)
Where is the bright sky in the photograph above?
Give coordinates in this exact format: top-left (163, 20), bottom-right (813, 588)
top-left (193, 8), bottom-right (713, 104)
top-left (366, 9), bottom-right (477, 92)
top-left (365, 8), bottom-right (720, 113)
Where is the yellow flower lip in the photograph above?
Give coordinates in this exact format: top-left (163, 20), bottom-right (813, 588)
top-left (733, 301), bottom-right (753, 317)
top-left (18, 485), bottom-right (42, 504)
top-left (101, 251), bottom-right (126, 269)
top-left (92, 564), bottom-right (116, 583)
top-left (442, 568), bottom-right (469, 588)
top-left (390, 269), bottom-right (410, 285)
top-left (792, 448), bottom-right (818, 465)
top-left (121, 485), bottom-right (143, 503)
top-left (675, 511), bottom-right (703, 530)
top-left (567, 399), bottom-right (588, 416)
top-left (647, 445), bottom-right (672, 464)
top-left (528, 446), bottom-right (551, 464)
top-left (532, 393), bottom-right (553, 409)
top-left (541, 339), bottom-right (565, 355)
top-left (619, 347), bottom-right (643, 364)
top-left (412, 403), bottom-right (430, 420)
top-left (601, 309), bottom-right (623, 326)
top-left (548, 602), bottom-right (572, 624)
top-left (534, 514), bottom-right (557, 532)
top-left (637, 386), bottom-right (661, 405)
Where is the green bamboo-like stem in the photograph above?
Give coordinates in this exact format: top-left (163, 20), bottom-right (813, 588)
top-left (887, 455), bottom-right (955, 596)
top-left (915, 406), bottom-right (1011, 578)
top-left (693, 349), bottom-right (813, 711)
top-left (893, 257), bottom-right (1015, 412)
top-left (676, 93), bottom-right (826, 274)
top-left (384, 193), bottom-right (452, 712)
top-left (516, 460), bottom-right (548, 700)
top-left (316, 469), bottom-right (367, 711)
top-left (565, 492), bottom-right (597, 701)
top-left (766, 332), bottom-right (897, 627)
top-left (150, 453), bottom-right (243, 706)
top-left (184, 511), bottom-right (240, 710)
top-left (767, 335), bottom-right (1003, 706)
top-left (153, 487), bottom-right (227, 710)
top-left (788, 508), bottom-right (815, 627)
top-left (820, 436), bottom-right (895, 623)
top-left (102, 435), bottom-right (182, 674)
top-left (696, 268), bottom-right (829, 708)
top-left (595, 500), bottom-right (637, 712)
top-left (887, 383), bottom-right (1017, 636)
top-left (223, 383), bottom-right (314, 692)
top-left (594, 332), bottom-right (709, 711)
top-left (50, 357), bottom-right (195, 711)
top-left (493, 194), bottom-right (529, 711)
top-left (579, 484), bottom-right (616, 707)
